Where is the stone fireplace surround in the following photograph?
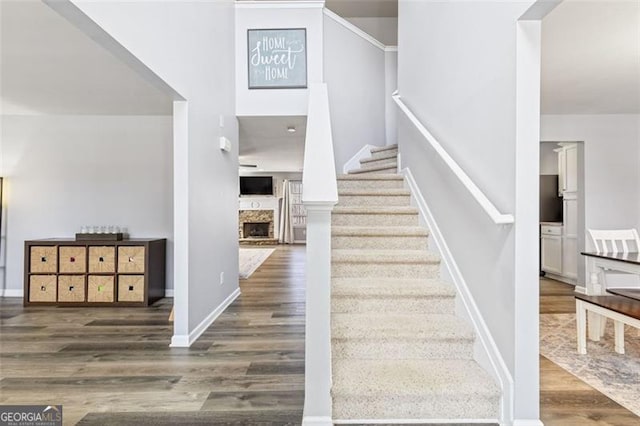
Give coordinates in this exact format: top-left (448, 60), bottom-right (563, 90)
top-left (238, 209), bottom-right (274, 239)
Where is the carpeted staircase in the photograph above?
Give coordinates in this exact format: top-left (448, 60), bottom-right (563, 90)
top-left (331, 144), bottom-right (500, 423)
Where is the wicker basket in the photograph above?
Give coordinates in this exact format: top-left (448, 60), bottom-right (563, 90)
top-left (118, 275), bottom-right (145, 302)
top-left (29, 275), bottom-right (57, 302)
top-left (59, 246), bottom-right (86, 273)
top-left (118, 246), bottom-right (145, 273)
top-left (58, 275), bottom-right (86, 302)
top-left (88, 246), bottom-right (116, 273)
top-left (30, 246), bottom-right (57, 273)
top-left (87, 275), bottom-right (114, 302)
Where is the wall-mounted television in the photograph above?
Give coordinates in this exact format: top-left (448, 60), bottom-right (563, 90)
top-left (240, 176), bottom-right (273, 195)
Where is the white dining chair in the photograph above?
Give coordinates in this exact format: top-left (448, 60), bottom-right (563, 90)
top-left (587, 228), bottom-right (640, 338)
top-left (588, 228), bottom-right (640, 254)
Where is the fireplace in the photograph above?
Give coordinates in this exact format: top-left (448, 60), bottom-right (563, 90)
top-left (243, 222), bottom-right (270, 239)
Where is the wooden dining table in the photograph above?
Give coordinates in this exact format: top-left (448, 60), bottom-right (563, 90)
top-left (578, 251), bottom-right (640, 352)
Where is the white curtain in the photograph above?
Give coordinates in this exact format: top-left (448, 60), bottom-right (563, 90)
top-left (279, 179), bottom-right (294, 244)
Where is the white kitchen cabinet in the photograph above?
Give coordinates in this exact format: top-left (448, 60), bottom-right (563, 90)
top-left (541, 225), bottom-right (563, 275)
top-left (556, 144), bottom-right (578, 196)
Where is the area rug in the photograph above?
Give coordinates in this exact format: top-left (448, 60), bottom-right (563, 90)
top-left (540, 313), bottom-right (640, 415)
top-left (239, 248), bottom-right (275, 279)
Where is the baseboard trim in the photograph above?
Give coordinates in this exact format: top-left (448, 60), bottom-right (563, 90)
top-left (334, 420), bottom-right (498, 424)
top-left (302, 416), bottom-right (333, 426)
top-left (402, 167), bottom-right (514, 424)
top-left (0, 289), bottom-right (23, 298)
top-left (342, 144), bottom-right (375, 174)
top-left (170, 287), bottom-right (240, 347)
top-left (164, 289), bottom-right (174, 298)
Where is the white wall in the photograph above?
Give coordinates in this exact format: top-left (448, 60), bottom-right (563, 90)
top-left (0, 115), bottom-right (173, 295)
top-left (324, 14), bottom-right (387, 169)
top-left (541, 114), bottom-right (640, 233)
top-left (63, 0), bottom-right (239, 340)
top-left (345, 17), bottom-right (398, 46)
top-left (397, 1), bottom-right (537, 422)
top-left (540, 142), bottom-right (559, 175)
top-left (235, 3), bottom-right (324, 116)
top-left (385, 50), bottom-right (398, 146)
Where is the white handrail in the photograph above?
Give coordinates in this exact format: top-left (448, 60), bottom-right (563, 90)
top-left (392, 92), bottom-right (514, 225)
top-left (302, 84), bottom-right (339, 206)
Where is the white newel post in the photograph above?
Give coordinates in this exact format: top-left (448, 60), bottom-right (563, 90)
top-left (301, 83), bottom-right (338, 426)
top-left (302, 203), bottom-right (334, 425)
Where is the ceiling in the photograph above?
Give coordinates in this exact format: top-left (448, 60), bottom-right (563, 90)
top-left (0, 0), bottom-right (173, 115)
top-left (239, 116), bottom-right (307, 172)
top-left (542, 0), bottom-right (640, 114)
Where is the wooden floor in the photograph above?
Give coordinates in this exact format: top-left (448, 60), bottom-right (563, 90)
top-left (539, 277), bottom-right (640, 425)
top-left (2, 251), bottom-right (639, 425)
top-left (0, 245), bottom-right (305, 425)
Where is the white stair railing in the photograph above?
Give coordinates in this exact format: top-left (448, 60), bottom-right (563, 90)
top-left (301, 83), bottom-right (338, 426)
top-left (392, 92), bottom-right (514, 225)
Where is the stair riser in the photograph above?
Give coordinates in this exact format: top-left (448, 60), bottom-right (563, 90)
top-left (337, 195), bottom-right (411, 207)
top-left (332, 213), bottom-right (419, 227)
top-left (369, 149), bottom-right (398, 161)
top-left (332, 339), bottom-right (473, 360)
top-left (332, 395), bottom-right (500, 420)
top-left (337, 180), bottom-right (404, 190)
top-left (331, 296), bottom-right (454, 314)
top-left (352, 167), bottom-right (397, 175)
top-left (359, 158), bottom-right (397, 169)
top-left (332, 262), bottom-right (439, 279)
top-left (332, 235), bottom-right (427, 250)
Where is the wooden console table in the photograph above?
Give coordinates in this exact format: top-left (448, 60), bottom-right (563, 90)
top-left (24, 238), bottom-right (166, 307)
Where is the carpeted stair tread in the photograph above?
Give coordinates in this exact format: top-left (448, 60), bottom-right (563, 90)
top-left (332, 249), bottom-right (440, 264)
top-left (333, 206), bottom-right (418, 215)
top-left (332, 359), bottom-right (500, 399)
top-left (332, 277), bottom-right (454, 297)
top-left (337, 188), bottom-right (411, 196)
top-left (360, 150), bottom-right (398, 164)
top-left (332, 226), bottom-right (427, 237)
top-left (332, 313), bottom-right (474, 340)
top-left (370, 144), bottom-right (398, 153)
top-left (337, 174), bottom-right (403, 181)
top-left (349, 163), bottom-right (397, 174)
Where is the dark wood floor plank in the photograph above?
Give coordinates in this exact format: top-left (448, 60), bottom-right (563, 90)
top-left (76, 410), bottom-right (303, 425)
top-left (0, 245), bottom-right (306, 423)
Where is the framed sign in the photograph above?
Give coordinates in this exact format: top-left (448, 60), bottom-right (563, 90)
top-left (248, 28), bottom-right (307, 89)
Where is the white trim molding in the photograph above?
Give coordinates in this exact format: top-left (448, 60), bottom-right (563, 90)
top-left (0, 289), bottom-right (23, 298)
top-left (342, 144), bottom-right (375, 174)
top-left (164, 289), bottom-right (174, 298)
top-left (384, 46), bottom-right (398, 52)
top-left (393, 93), bottom-right (514, 226)
top-left (323, 9), bottom-right (386, 51)
top-left (302, 416), bottom-right (333, 426)
top-left (170, 288), bottom-right (240, 347)
top-left (236, 1), bottom-right (325, 9)
top-left (402, 167), bottom-right (514, 425)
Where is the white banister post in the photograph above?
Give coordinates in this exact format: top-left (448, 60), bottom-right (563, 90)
top-left (302, 83), bottom-right (337, 426)
top-left (302, 203), bottom-right (334, 425)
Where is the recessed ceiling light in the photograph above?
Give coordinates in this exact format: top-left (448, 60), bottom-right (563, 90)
top-left (287, 126), bottom-right (296, 133)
